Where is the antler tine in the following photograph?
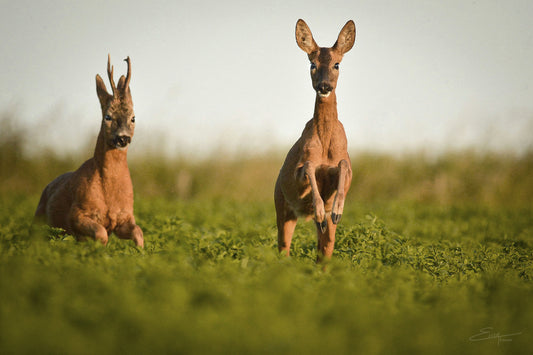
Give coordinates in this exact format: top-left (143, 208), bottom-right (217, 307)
top-left (107, 54), bottom-right (117, 95)
top-left (123, 56), bottom-right (131, 89)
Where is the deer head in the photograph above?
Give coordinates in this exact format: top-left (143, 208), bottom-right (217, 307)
top-left (296, 19), bottom-right (356, 99)
top-left (95, 55), bottom-right (136, 150)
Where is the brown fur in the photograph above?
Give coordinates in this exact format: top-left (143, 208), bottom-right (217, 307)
top-left (35, 55), bottom-right (143, 247)
top-left (275, 19), bottom-right (356, 262)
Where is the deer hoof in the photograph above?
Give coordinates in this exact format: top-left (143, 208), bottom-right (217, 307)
top-left (316, 220), bottom-right (327, 233)
top-left (332, 213), bottom-right (342, 224)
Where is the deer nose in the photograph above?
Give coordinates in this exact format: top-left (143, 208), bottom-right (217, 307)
top-left (317, 82), bottom-right (333, 95)
top-left (114, 135), bottom-right (131, 148)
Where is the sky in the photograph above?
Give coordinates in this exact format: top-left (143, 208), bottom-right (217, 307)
top-left (1, 0), bottom-right (532, 157)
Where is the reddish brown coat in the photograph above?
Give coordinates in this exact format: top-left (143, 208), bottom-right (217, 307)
top-left (35, 55), bottom-right (143, 247)
top-left (275, 20), bottom-right (356, 261)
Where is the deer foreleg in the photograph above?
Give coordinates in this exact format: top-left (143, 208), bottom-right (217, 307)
top-left (72, 216), bottom-right (109, 245)
top-left (331, 159), bottom-right (350, 224)
top-left (116, 219), bottom-right (144, 248)
top-left (303, 161), bottom-right (327, 233)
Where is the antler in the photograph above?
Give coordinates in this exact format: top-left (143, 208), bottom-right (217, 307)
top-left (107, 54), bottom-right (117, 95)
top-left (123, 57), bottom-right (131, 89)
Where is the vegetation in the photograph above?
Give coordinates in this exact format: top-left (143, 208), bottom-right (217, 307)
top-left (0, 114), bottom-right (532, 354)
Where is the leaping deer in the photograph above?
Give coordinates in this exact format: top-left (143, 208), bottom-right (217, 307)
top-left (275, 19), bottom-right (355, 262)
top-left (35, 55), bottom-right (144, 248)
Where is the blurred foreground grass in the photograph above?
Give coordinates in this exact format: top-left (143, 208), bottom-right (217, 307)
top-left (1, 114), bottom-right (532, 354)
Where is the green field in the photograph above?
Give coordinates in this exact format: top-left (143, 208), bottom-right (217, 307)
top-left (0, 141), bottom-right (532, 353)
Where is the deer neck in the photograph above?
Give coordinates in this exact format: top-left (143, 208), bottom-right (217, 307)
top-left (93, 130), bottom-right (129, 179)
top-left (313, 91), bottom-right (338, 149)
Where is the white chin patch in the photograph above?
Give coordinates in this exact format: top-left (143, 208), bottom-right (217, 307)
top-left (318, 92), bottom-right (331, 98)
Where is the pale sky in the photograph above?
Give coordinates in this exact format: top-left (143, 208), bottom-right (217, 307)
top-left (1, 0), bottom-right (532, 157)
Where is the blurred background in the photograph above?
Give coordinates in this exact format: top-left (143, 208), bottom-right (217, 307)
top-left (1, 0), bottom-right (532, 157)
top-left (1, 0), bottom-right (532, 205)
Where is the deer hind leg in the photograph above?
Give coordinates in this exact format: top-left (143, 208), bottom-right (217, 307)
top-left (34, 189), bottom-right (47, 219)
top-left (116, 219), bottom-right (144, 248)
top-left (278, 217), bottom-right (297, 257)
top-left (34, 188), bottom-right (49, 225)
top-left (331, 159), bottom-right (350, 225)
top-left (275, 182), bottom-right (297, 256)
top-left (317, 217), bottom-right (337, 263)
top-left (302, 161), bottom-right (327, 233)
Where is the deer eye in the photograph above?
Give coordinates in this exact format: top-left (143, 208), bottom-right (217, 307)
top-left (334, 63), bottom-right (340, 70)
top-left (104, 114), bottom-right (112, 121)
top-left (310, 62), bottom-right (317, 70)
top-left (131, 116), bottom-right (136, 123)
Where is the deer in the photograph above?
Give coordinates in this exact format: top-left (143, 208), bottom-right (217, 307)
top-left (274, 19), bottom-right (355, 262)
top-left (34, 55), bottom-right (144, 248)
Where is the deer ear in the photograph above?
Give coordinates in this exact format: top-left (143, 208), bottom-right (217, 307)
top-left (96, 74), bottom-right (112, 106)
top-left (117, 75), bottom-right (126, 91)
top-left (296, 19), bottom-right (318, 54)
top-left (116, 75), bottom-right (132, 100)
top-left (116, 75), bottom-right (132, 99)
top-left (334, 20), bottom-right (356, 54)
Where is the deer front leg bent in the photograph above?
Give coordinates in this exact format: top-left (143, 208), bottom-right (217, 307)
top-left (116, 218), bottom-right (144, 248)
top-left (331, 159), bottom-right (351, 224)
top-left (71, 215), bottom-right (109, 245)
top-left (302, 161), bottom-right (327, 233)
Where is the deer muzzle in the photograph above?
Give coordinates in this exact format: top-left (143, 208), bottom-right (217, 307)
top-left (316, 82), bottom-right (333, 97)
top-left (113, 135), bottom-right (131, 148)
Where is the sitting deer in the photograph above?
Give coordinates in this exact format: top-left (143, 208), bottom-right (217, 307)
top-left (275, 19), bottom-right (355, 261)
top-left (35, 55), bottom-right (144, 248)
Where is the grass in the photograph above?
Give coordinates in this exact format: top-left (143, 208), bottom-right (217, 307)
top-left (0, 115), bottom-right (532, 354)
top-left (1, 193), bottom-right (531, 354)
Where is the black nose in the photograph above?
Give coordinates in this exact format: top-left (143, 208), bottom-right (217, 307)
top-left (114, 135), bottom-right (131, 147)
top-left (317, 82), bottom-right (333, 94)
